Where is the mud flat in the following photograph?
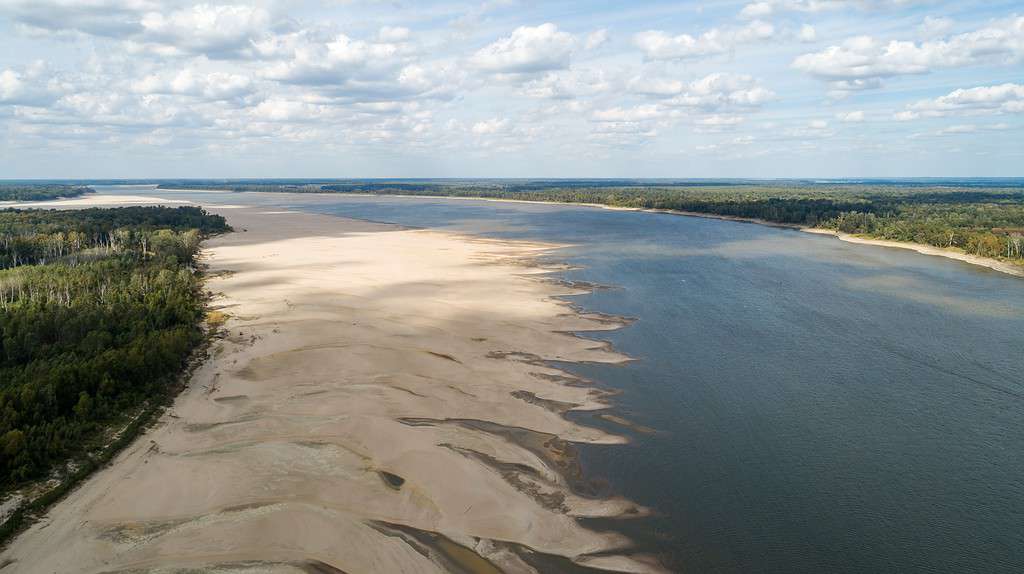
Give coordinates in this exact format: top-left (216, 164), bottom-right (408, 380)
top-left (0, 206), bottom-right (663, 573)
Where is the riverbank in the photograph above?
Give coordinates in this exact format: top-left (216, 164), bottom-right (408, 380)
top-left (330, 193), bottom-right (1024, 279)
top-left (803, 228), bottom-right (1024, 278)
top-left (0, 206), bottom-right (663, 573)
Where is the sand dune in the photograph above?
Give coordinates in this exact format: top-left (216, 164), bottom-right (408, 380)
top-left (1, 207), bottom-right (662, 574)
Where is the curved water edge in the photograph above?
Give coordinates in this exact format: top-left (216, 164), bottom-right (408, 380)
top-left (55, 187), bottom-right (1024, 573)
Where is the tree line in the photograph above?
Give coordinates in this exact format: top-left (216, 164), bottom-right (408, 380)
top-left (157, 181), bottom-right (1024, 263)
top-left (0, 185), bottom-right (92, 202)
top-left (0, 206), bottom-right (228, 488)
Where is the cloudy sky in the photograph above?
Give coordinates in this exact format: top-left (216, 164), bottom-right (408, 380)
top-left (0, 0), bottom-right (1021, 178)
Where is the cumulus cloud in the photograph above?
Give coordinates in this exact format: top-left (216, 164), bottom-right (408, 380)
top-left (784, 118), bottom-right (834, 138)
top-left (29, 90), bottom-right (204, 129)
top-left (251, 98), bottom-right (327, 122)
top-left (793, 16), bottom-right (1024, 91)
top-left (836, 110), bottom-right (865, 121)
top-left (634, 20), bottom-right (774, 60)
top-left (799, 24), bottom-right (817, 43)
top-left (630, 72), bottom-right (775, 111)
top-left (471, 117), bottom-right (510, 134)
top-left (132, 4), bottom-right (272, 58)
top-left (0, 0), bottom-right (156, 37)
top-left (520, 69), bottom-right (612, 99)
top-left (470, 23), bottom-right (575, 74)
top-left (378, 26), bottom-right (411, 43)
top-left (2, 1), bottom-right (279, 59)
top-left (592, 105), bottom-right (666, 122)
top-left (584, 28), bottom-right (610, 50)
top-left (131, 68), bottom-right (254, 101)
top-left (697, 114), bottom-right (744, 126)
top-left (261, 32), bottom-right (407, 85)
top-left (0, 0), bottom-right (1018, 169)
top-left (0, 63), bottom-right (65, 107)
top-left (918, 16), bottom-right (953, 39)
top-left (898, 83), bottom-right (1024, 119)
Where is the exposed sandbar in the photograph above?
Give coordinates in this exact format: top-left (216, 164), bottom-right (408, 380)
top-left (0, 206), bottom-right (663, 573)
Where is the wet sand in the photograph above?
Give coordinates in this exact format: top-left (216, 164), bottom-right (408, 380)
top-left (0, 206), bottom-right (662, 573)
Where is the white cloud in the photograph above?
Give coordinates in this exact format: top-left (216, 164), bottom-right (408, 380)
top-left (936, 124), bottom-right (976, 135)
top-left (520, 69), bottom-right (612, 99)
top-left (634, 20), bottom-right (774, 60)
top-left (0, 64), bottom-right (64, 107)
top-left (261, 32), bottom-right (408, 85)
top-left (902, 83), bottom-right (1024, 117)
top-left (584, 28), bottom-right (610, 50)
top-left (793, 16), bottom-right (1024, 90)
top-left (837, 110), bottom-right (865, 121)
top-left (471, 117), bottom-right (510, 134)
top-left (631, 72), bottom-right (775, 111)
top-left (471, 23), bottom-right (575, 73)
top-left (739, 2), bottom-right (775, 19)
top-left (918, 16), bottom-right (953, 39)
top-left (131, 69), bottom-right (254, 101)
top-left (740, 0), bottom-right (925, 19)
top-left (133, 4), bottom-right (272, 58)
top-left (592, 104), bottom-right (666, 122)
top-left (697, 114), bottom-right (745, 126)
top-left (799, 24), bottom-right (817, 43)
top-left (0, 69), bottom-right (28, 104)
top-left (784, 118), bottom-right (835, 138)
top-left (0, 0), bottom-right (157, 37)
top-left (378, 26), bottom-right (411, 43)
top-left (251, 99), bottom-right (326, 122)
top-left (0, 0), bottom-right (1018, 174)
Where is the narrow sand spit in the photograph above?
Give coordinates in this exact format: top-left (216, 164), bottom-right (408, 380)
top-left (1, 207), bottom-right (664, 574)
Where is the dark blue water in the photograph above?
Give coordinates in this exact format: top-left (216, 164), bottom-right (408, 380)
top-left (104, 188), bottom-right (1024, 573)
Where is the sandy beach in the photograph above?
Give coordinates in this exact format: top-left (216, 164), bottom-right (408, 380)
top-left (153, 191), bottom-right (1022, 280)
top-left (0, 204), bottom-right (662, 573)
top-left (803, 228), bottom-right (1024, 278)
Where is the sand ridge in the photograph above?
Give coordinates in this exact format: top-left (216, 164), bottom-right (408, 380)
top-left (0, 207), bottom-right (663, 574)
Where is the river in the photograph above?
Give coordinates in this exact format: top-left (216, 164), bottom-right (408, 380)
top-left (100, 186), bottom-right (1024, 573)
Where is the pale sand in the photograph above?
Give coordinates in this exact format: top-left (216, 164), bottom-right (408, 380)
top-left (273, 193), bottom-right (1024, 279)
top-left (14, 192), bottom-right (1020, 280)
top-left (1, 206), bottom-right (664, 574)
top-left (803, 228), bottom-right (1024, 278)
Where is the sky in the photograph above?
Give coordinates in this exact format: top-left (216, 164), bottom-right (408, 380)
top-left (0, 0), bottom-right (1021, 179)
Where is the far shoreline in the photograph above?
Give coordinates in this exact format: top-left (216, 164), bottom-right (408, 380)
top-left (156, 188), bottom-right (1024, 280)
top-left (32, 187), bottom-right (1024, 280)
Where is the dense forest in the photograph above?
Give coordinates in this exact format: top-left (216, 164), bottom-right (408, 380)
top-left (0, 206), bottom-right (228, 491)
top-left (0, 184), bottom-right (92, 202)
top-left (158, 180), bottom-right (1024, 263)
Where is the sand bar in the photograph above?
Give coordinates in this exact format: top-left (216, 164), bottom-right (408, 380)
top-left (0, 205), bottom-right (663, 573)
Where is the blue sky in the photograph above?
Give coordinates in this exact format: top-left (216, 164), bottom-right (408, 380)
top-left (0, 0), bottom-right (1021, 178)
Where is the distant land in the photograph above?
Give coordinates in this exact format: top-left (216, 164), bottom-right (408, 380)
top-left (4, 178), bottom-right (1024, 275)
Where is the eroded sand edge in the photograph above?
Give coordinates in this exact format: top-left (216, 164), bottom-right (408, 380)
top-left (1, 206), bottom-right (663, 574)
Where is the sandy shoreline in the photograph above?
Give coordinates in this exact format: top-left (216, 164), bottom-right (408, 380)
top-left (28, 189), bottom-right (1020, 279)
top-left (146, 189), bottom-right (1024, 280)
top-left (365, 194), bottom-right (1024, 278)
top-left (1, 205), bottom-right (663, 573)
top-left (803, 228), bottom-right (1024, 278)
